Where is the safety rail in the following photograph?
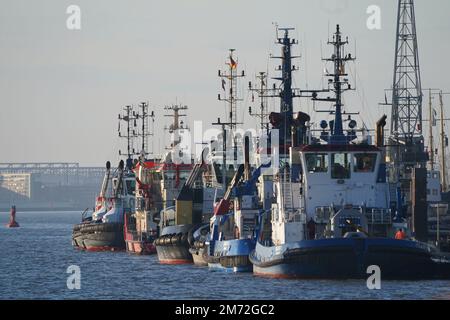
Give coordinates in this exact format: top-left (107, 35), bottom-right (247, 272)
top-left (366, 208), bottom-right (392, 225)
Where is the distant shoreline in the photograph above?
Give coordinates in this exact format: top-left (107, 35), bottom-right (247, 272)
top-left (0, 207), bottom-right (90, 213)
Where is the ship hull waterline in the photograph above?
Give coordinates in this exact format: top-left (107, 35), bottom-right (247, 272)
top-left (250, 238), bottom-right (450, 280)
top-left (126, 240), bottom-right (156, 255)
top-left (207, 238), bottom-right (255, 273)
top-left (73, 222), bottom-right (125, 252)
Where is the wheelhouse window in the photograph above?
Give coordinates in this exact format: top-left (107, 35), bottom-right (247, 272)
top-left (179, 171), bottom-right (190, 181)
top-left (331, 153), bottom-right (350, 179)
top-left (305, 153), bottom-right (329, 173)
top-left (353, 153), bottom-right (377, 173)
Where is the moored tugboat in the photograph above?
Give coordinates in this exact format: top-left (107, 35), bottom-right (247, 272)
top-left (249, 25), bottom-right (450, 279)
top-left (72, 105), bottom-right (139, 252)
top-left (206, 137), bottom-right (270, 272)
top-left (72, 161), bottom-right (112, 249)
top-left (124, 158), bottom-right (162, 254)
top-left (155, 104), bottom-right (197, 264)
top-left (81, 160), bottom-right (135, 251)
top-left (123, 103), bottom-right (162, 254)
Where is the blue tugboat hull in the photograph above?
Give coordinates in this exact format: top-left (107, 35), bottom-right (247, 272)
top-left (250, 238), bottom-right (450, 279)
top-left (207, 238), bottom-right (255, 273)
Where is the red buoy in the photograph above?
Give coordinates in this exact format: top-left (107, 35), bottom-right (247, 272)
top-left (6, 205), bottom-right (19, 228)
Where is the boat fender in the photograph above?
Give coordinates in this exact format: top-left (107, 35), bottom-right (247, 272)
top-left (171, 233), bottom-right (183, 245)
top-left (170, 235), bottom-right (179, 245)
top-left (80, 224), bottom-right (92, 233)
top-left (164, 235), bottom-right (172, 246)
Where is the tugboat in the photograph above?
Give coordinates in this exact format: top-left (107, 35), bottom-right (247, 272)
top-left (170, 147), bottom-right (211, 267)
top-left (71, 209), bottom-right (90, 249)
top-left (123, 102), bottom-right (162, 254)
top-left (206, 137), bottom-right (270, 272)
top-left (155, 104), bottom-right (197, 264)
top-left (72, 161), bottom-right (112, 249)
top-left (249, 25), bottom-right (450, 279)
top-left (124, 157), bottom-right (162, 254)
top-left (81, 159), bottom-right (135, 251)
top-left (6, 205), bottom-right (20, 228)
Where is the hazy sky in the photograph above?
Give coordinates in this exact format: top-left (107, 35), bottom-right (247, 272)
top-left (1, 0), bottom-right (449, 166)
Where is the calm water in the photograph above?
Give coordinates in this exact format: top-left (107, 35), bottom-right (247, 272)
top-left (0, 211), bottom-right (449, 300)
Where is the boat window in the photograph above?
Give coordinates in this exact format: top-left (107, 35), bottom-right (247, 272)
top-left (305, 153), bottom-right (329, 173)
top-left (179, 171), bottom-right (190, 181)
top-left (331, 153), bottom-right (350, 179)
top-left (353, 153), bottom-right (377, 173)
top-left (153, 172), bottom-right (162, 181)
top-left (164, 172), bottom-right (176, 181)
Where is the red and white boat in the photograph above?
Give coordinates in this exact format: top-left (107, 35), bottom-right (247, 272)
top-left (124, 159), bottom-right (162, 255)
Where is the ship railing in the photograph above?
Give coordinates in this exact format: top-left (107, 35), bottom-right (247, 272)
top-left (285, 209), bottom-right (306, 223)
top-left (366, 208), bottom-right (392, 225)
top-left (314, 206), bottom-right (332, 224)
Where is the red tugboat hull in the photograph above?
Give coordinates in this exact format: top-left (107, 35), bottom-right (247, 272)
top-left (126, 240), bottom-right (156, 255)
top-left (84, 245), bottom-right (124, 252)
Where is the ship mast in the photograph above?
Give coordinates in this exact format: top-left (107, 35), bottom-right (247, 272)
top-left (436, 91), bottom-right (450, 192)
top-left (118, 105), bottom-right (138, 169)
top-left (262, 26), bottom-right (320, 152)
top-left (218, 49), bottom-right (245, 162)
top-left (249, 72), bottom-right (271, 132)
top-left (315, 24), bottom-right (357, 145)
top-left (218, 49), bottom-right (245, 131)
top-left (272, 27), bottom-right (298, 149)
top-left (164, 104), bottom-right (188, 150)
top-left (428, 90), bottom-right (450, 192)
top-left (428, 90), bottom-right (435, 170)
top-left (439, 92), bottom-right (447, 191)
top-left (134, 102), bottom-right (155, 159)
